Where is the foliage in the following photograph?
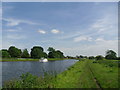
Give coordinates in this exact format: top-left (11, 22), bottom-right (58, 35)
top-left (47, 47), bottom-right (55, 52)
top-left (21, 49), bottom-right (29, 58)
top-left (4, 72), bottom-right (55, 88)
top-left (117, 57), bottom-right (120, 60)
top-left (8, 46), bottom-right (22, 58)
top-left (79, 55), bottom-right (84, 58)
top-left (30, 46), bottom-right (46, 59)
top-left (105, 50), bottom-right (117, 60)
top-left (95, 55), bottom-right (103, 60)
top-left (48, 47), bottom-right (64, 58)
top-left (1, 49), bottom-right (11, 58)
top-left (88, 56), bottom-right (95, 59)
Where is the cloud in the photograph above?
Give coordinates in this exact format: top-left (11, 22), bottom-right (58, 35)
top-left (38, 29), bottom-right (46, 34)
top-left (58, 15), bottom-right (117, 41)
top-left (90, 15), bottom-right (117, 35)
top-left (51, 29), bottom-right (60, 34)
top-left (3, 18), bottom-right (40, 26)
top-left (74, 36), bottom-right (93, 42)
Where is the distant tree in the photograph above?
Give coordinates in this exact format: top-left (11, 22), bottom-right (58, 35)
top-left (47, 47), bottom-right (55, 52)
top-left (21, 49), bottom-right (29, 58)
top-left (95, 55), bottom-right (103, 60)
top-left (1, 49), bottom-right (11, 58)
top-left (42, 52), bottom-right (47, 58)
top-left (117, 57), bottom-right (120, 60)
top-left (30, 46), bottom-right (45, 59)
top-left (0, 50), bottom-right (1, 58)
top-left (8, 46), bottom-right (22, 58)
top-left (84, 56), bottom-right (87, 58)
top-left (105, 50), bottom-right (117, 60)
top-left (56, 50), bottom-right (64, 58)
top-left (76, 55), bottom-right (79, 58)
top-left (88, 56), bottom-right (95, 59)
top-left (48, 47), bottom-right (64, 58)
top-left (48, 52), bottom-right (54, 58)
top-left (80, 55), bottom-right (83, 58)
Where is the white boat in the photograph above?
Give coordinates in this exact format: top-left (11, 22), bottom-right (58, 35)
top-left (39, 58), bottom-right (48, 62)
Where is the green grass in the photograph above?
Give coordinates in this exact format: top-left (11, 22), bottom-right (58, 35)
top-left (3, 59), bottom-right (119, 88)
top-left (53, 60), bottom-right (98, 88)
top-left (3, 72), bottom-right (55, 88)
top-left (1, 58), bottom-right (39, 62)
top-left (89, 60), bottom-right (118, 88)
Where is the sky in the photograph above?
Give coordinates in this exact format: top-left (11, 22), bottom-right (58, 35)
top-left (2, 2), bottom-right (118, 56)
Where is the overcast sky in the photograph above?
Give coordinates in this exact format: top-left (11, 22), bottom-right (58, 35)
top-left (2, 2), bottom-right (118, 56)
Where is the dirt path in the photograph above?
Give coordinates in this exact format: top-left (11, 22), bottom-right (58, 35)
top-left (88, 62), bottom-right (102, 90)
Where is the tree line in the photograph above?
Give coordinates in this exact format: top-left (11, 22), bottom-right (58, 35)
top-left (0, 46), bottom-right (64, 59)
top-left (75, 50), bottom-right (119, 60)
top-left (0, 46), bottom-right (119, 60)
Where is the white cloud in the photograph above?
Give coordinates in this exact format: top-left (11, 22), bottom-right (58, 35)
top-left (51, 29), bottom-right (60, 34)
top-left (90, 15), bottom-right (117, 35)
top-left (3, 18), bottom-right (40, 26)
top-left (38, 30), bottom-right (46, 34)
top-left (74, 36), bottom-right (93, 42)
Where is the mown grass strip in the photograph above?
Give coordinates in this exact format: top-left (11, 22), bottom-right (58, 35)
top-left (89, 60), bottom-right (118, 88)
top-left (77, 60), bottom-right (97, 88)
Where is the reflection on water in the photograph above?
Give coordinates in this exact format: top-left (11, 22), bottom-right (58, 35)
top-left (2, 59), bottom-right (78, 85)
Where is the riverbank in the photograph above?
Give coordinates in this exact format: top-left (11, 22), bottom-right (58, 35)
top-left (0, 58), bottom-right (67, 62)
top-left (3, 59), bottom-right (118, 88)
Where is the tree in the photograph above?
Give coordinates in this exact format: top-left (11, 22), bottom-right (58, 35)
top-left (47, 47), bottom-right (64, 58)
top-left (47, 47), bottom-right (55, 52)
top-left (117, 57), bottom-right (120, 60)
top-left (80, 55), bottom-right (83, 58)
top-left (21, 49), bottom-right (29, 58)
top-left (76, 55), bottom-right (79, 58)
top-left (1, 49), bottom-right (11, 58)
top-left (55, 50), bottom-right (64, 58)
top-left (48, 52), bottom-right (54, 58)
top-left (8, 46), bottom-right (22, 58)
top-left (88, 56), bottom-right (95, 59)
top-left (105, 50), bottom-right (117, 60)
top-left (95, 55), bottom-right (103, 60)
top-left (42, 52), bottom-right (47, 58)
top-left (83, 56), bottom-right (87, 59)
top-left (30, 46), bottom-right (45, 59)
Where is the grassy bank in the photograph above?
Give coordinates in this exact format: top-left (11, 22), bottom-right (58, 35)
top-left (1, 58), bottom-right (39, 62)
top-left (3, 59), bottom-right (119, 88)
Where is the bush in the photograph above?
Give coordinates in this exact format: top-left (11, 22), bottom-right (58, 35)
top-left (95, 55), bottom-right (103, 60)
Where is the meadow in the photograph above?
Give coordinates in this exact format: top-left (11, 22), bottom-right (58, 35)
top-left (3, 59), bottom-right (119, 88)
